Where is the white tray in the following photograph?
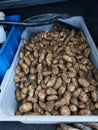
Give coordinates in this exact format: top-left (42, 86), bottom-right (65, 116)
top-left (0, 16), bottom-right (98, 124)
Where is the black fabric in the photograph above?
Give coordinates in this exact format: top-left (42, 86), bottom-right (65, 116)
top-left (0, 122), bottom-right (58, 130)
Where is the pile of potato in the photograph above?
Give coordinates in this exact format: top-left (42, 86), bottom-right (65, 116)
top-left (15, 24), bottom-right (98, 115)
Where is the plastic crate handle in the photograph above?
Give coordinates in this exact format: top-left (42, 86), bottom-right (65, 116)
top-left (24, 13), bottom-right (71, 22)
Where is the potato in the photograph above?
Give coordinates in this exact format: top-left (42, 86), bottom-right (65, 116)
top-left (54, 77), bottom-right (62, 89)
top-left (21, 63), bottom-right (29, 74)
top-left (63, 55), bottom-right (73, 62)
top-left (55, 98), bottom-right (67, 107)
top-left (38, 90), bottom-right (46, 102)
top-left (67, 83), bottom-right (76, 92)
top-left (39, 50), bottom-right (46, 63)
top-left (37, 73), bottom-right (43, 84)
top-left (91, 91), bottom-right (98, 102)
top-left (58, 86), bottom-right (66, 96)
top-left (37, 64), bottom-right (42, 73)
top-left (69, 104), bottom-right (77, 112)
top-left (79, 91), bottom-right (88, 103)
top-left (46, 53), bottom-right (52, 66)
top-left (47, 95), bottom-right (58, 101)
top-left (46, 101), bottom-right (55, 112)
top-left (52, 67), bottom-right (59, 75)
top-left (47, 75), bottom-right (57, 87)
top-left (46, 88), bottom-right (57, 95)
top-left (78, 78), bottom-right (89, 87)
top-left (60, 105), bottom-right (70, 115)
top-left (19, 102), bottom-right (33, 113)
top-left (43, 71), bottom-right (51, 76)
top-left (33, 103), bottom-right (44, 114)
top-left (79, 109), bottom-right (91, 115)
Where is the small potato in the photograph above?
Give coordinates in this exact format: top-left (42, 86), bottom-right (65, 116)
top-left (54, 77), bottom-right (62, 89)
top-left (58, 86), bottom-right (66, 96)
top-left (46, 53), bottom-right (52, 66)
top-left (14, 76), bottom-right (21, 83)
top-left (21, 63), bottom-right (29, 74)
top-left (55, 98), bottom-right (67, 107)
top-left (38, 90), bottom-right (46, 102)
top-left (25, 51), bottom-right (30, 57)
top-left (51, 110), bottom-right (60, 115)
top-left (78, 77), bottom-right (89, 87)
top-left (21, 76), bottom-right (27, 82)
top-left (81, 58), bottom-right (89, 64)
top-left (27, 96), bottom-right (37, 103)
top-left (69, 104), bottom-right (77, 112)
top-left (79, 64), bottom-right (87, 72)
top-left (19, 59), bottom-right (24, 65)
top-left (17, 72), bottom-right (25, 78)
top-left (79, 91), bottom-right (88, 103)
top-left (84, 48), bottom-right (90, 58)
top-left (52, 67), bottom-right (59, 75)
top-left (91, 91), bottom-right (98, 102)
top-left (41, 80), bottom-right (46, 89)
top-left (71, 98), bottom-right (78, 106)
top-left (47, 75), bottom-right (57, 87)
top-left (44, 76), bottom-right (50, 84)
top-left (46, 88), bottom-right (57, 95)
top-left (52, 59), bottom-right (58, 64)
top-left (34, 48), bottom-right (39, 58)
top-left (59, 64), bottom-right (66, 71)
top-left (24, 56), bottom-right (31, 66)
top-left (21, 93), bottom-right (27, 100)
top-left (39, 50), bottom-right (46, 63)
top-left (37, 73), bottom-right (43, 84)
top-left (19, 52), bottom-right (24, 58)
top-left (63, 55), bottom-right (73, 62)
top-left (37, 64), bottom-right (42, 73)
top-left (67, 83), bottom-right (76, 92)
top-left (19, 102), bottom-right (33, 113)
top-left (30, 67), bottom-right (36, 74)
top-left (29, 74), bottom-right (36, 81)
top-left (39, 101), bottom-right (46, 110)
top-left (73, 88), bottom-right (82, 97)
top-left (21, 87), bottom-right (28, 94)
top-left (15, 89), bottom-right (21, 97)
top-left (61, 73), bottom-right (71, 84)
top-left (47, 95), bottom-right (58, 101)
top-left (79, 109), bottom-right (91, 115)
top-left (78, 102), bottom-right (86, 109)
top-left (67, 72), bottom-right (76, 78)
top-left (46, 101), bottom-right (55, 112)
top-left (60, 105), bottom-right (70, 115)
top-left (63, 91), bottom-right (71, 105)
top-left (33, 103), bottom-right (44, 114)
top-left (29, 55), bottom-right (34, 63)
top-left (95, 102), bottom-right (98, 109)
top-left (43, 71), bottom-right (51, 76)
top-left (45, 111), bottom-right (51, 115)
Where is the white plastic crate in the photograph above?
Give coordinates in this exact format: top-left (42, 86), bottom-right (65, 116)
top-left (0, 16), bottom-right (98, 124)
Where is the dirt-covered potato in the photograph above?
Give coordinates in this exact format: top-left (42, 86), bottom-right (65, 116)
top-left (19, 102), bottom-right (33, 113)
top-left (15, 24), bottom-right (98, 116)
